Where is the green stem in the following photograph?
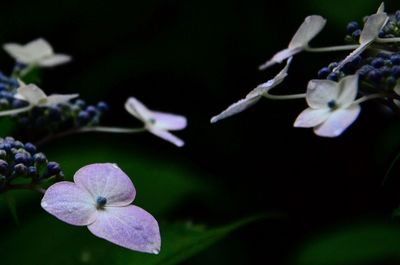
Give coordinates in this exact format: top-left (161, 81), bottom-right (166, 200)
top-left (262, 93), bottom-right (306, 100)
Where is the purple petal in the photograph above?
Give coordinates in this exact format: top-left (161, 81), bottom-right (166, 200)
top-left (41, 181), bottom-right (97, 226)
top-left (148, 128), bottom-right (184, 147)
top-left (74, 163), bottom-right (136, 207)
top-left (152, 111), bottom-right (187, 130)
top-left (88, 205), bottom-right (161, 254)
top-left (124, 97), bottom-right (153, 122)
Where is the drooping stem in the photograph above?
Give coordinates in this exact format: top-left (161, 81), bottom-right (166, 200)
top-left (0, 105), bottom-right (33, 117)
top-left (304, 44), bottom-right (359, 53)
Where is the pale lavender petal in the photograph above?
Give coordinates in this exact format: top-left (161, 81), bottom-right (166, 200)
top-left (210, 94), bottom-right (261, 123)
top-left (314, 106), bottom-right (361, 137)
top-left (288, 15), bottom-right (327, 49)
top-left (16, 84), bottom-right (47, 105)
top-left (360, 13), bottom-right (388, 44)
top-left (74, 163), bottom-right (136, 207)
top-left (38, 54), bottom-right (72, 67)
top-left (148, 128), bottom-right (184, 147)
top-left (125, 97), bottom-right (153, 122)
top-left (41, 181), bottom-right (97, 226)
top-left (306, 79), bottom-right (339, 108)
top-left (45, 94), bottom-right (79, 106)
top-left (259, 47), bottom-right (300, 70)
top-left (151, 111), bottom-right (187, 130)
top-left (88, 205), bottom-right (161, 254)
top-left (293, 108), bottom-right (330, 128)
top-left (337, 75), bottom-right (359, 107)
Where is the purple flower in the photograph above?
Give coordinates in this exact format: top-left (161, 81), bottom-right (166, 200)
top-left (41, 163), bottom-right (161, 254)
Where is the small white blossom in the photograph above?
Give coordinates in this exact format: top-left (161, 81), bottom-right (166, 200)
top-left (259, 15), bottom-right (326, 70)
top-left (3, 38), bottom-right (71, 67)
top-left (125, 97), bottom-right (187, 147)
top-left (294, 75), bottom-right (360, 137)
top-left (211, 58), bottom-right (292, 123)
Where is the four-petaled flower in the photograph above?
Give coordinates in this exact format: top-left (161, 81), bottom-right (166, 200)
top-left (41, 163), bottom-right (161, 254)
top-left (3, 38), bottom-right (71, 67)
top-left (294, 74), bottom-right (360, 137)
top-left (259, 15), bottom-right (326, 70)
top-left (125, 97), bottom-right (187, 147)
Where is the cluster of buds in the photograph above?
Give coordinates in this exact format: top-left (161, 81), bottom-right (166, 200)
top-left (211, 2), bottom-right (400, 138)
top-left (0, 137), bottom-right (63, 193)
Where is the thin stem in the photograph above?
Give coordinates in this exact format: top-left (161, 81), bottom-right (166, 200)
top-left (353, 94), bottom-right (385, 105)
top-left (17, 64), bottom-right (36, 78)
top-left (262, 92), bottom-right (306, 100)
top-left (376, 37), bottom-right (400, 43)
top-left (79, 126), bottom-right (147, 133)
top-left (4, 183), bottom-right (46, 194)
top-left (304, 44), bottom-right (359, 53)
top-left (382, 151), bottom-right (400, 186)
top-left (0, 105), bottom-right (33, 117)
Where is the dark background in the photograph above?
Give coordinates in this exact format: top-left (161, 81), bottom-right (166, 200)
top-left (1, 0), bottom-right (400, 264)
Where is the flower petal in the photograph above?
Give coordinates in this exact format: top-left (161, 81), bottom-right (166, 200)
top-left (4, 38), bottom-right (54, 64)
top-left (24, 38), bottom-right (53, 59)
top-left (360, 13), bottom-right (388, 44)
top-left (16, 84), bottom-right (47, 105)
top-left (45, 94), bottom-right (79, 106)
top-left (148, 128), bottom-right (184, 147)
top-left (125, 97), bottom-right (153, 123)
top-left (288, 15), bottom-right (327, 49)
top-left (314, 106), bottom-right (361, 137)
top-left (38, 54), bottom-right (72, 67)
top-left (74, 163), bottom-right (136, 207)
top-left (259, 47), bottom-right (300, 70)
top-left (254, 57), bottom-right (292, 95)
top-left (3, 44), bottom-right (34, 64)
top-left (151, 111), bottom-right (187, 130)
top-left (41, 181), bottom-right (97, 226)
top-left (337, 75), bottom-right (359, 107)
top-left (306, 79), bottom-right (339, 108)
top-left (88, 205), bottom-right (161, 254)
top-left (293, 108), bottom-right (330, 128)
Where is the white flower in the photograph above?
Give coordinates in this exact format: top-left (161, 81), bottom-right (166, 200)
top-left (3, 38), bottom-right (71, 67)
top-left (259, 15), bottom-right (326, 70)
top-left (333, 3), bottom-right (388, 72)
top-left (15, 83), bottom-right (78, 107)
top-left (211, 58), bottom-right (292, 123)
top-left (125, 97), bottom-right (187, 147)
top-left (294, 75), bottom-right (360, 137)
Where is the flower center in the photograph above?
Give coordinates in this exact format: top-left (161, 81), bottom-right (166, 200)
top-left (327, 100), bottom-right (338, 110)
top-left (148, 118), bottom-right (156, 125)
top-left (96, 196), bottom-right (107, 209)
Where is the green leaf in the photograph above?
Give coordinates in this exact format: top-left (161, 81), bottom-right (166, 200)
top-left (295, 222), bottom-right (400, 265)
top-left (0, 214), bottom-right (265, 265)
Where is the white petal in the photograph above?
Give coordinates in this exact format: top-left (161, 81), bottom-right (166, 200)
top-left (210, 94), bottom-right (261, 123)
top-left (74, 163), bottom-right (136, 207)
top-left (3, 44), bottom-right (35, 64)
top-left (360, 13), bottom-right (388, 44)
top-left (16, 84), bottom-right (47, 105)
top-left (314, 106), bottom-right (361, 137)
top-left (88, 205), bottom-right (161, 254)
top-left (306, 79), bottom-right (339, 108)
top-left (41, 181), bottom-right (97, 226)
top-left (38, 54), bottom-right (72, 67)
top-left (24, 38), bottom-right (53, 59)
top-left (377, 2), bottom-right (385, 13)
top-left (288, 15), bottom-right (327, 49)
top-left (293, 108), bottom-right (330, 128)
top-left (125, 97), bottom-right (153, 123)
top-left (254, 57), bottom-right (292, 95)
top-left (151, 111), bottom-right (187, 130)
top-left (148, 128), bottom-right (184, 147)
top-left (45, 94), bottom-right (79, 106)
top-left (259, 47), bottom-right (300, 70)
top-left (337, 75), bottom-right (359, 107)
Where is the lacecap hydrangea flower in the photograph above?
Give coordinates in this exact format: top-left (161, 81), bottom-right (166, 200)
top-left (41, 163), bottom-right (161, 254)
top-left (125, 97), bottom-right (187, 147)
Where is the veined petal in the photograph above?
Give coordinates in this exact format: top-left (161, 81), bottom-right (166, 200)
top-left (38, 54), bottom-right (72, 67)
top-left (314, 106), bottom-right (361, 137)
top-left (88, 205), bottom-right (161, 254)
top-left (288, 15), bottom-right (327, 49)
top-left (210, 94), bottom-right (261, 123)
top-left (125, 97), bottom-right (153, 123)
top-left (306, 79), bottom-right (339, 108)
top-left (74, 163), bottom-right (136, 207)
top-left (148, 128), bottom-right (184, 147)
top-left (337, 75), bottom-right (359, 107)
top-left (16, 84), bottom-right (47, 105)
top-left (360, 13), bottom-right (388, 44)
top-left (41, 181), bottom-right (97, 226)
top-left (293, 108), bottom-right (330, 128)
top-left (151, 111), bottom-right (187, 130)
top-left (45, 94), bottom-right (79, 106)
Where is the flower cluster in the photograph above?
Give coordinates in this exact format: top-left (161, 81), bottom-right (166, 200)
top-left (211, 2), bottom-right (400, 138)
top-left (0, 137), bottom-right (63, 193)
